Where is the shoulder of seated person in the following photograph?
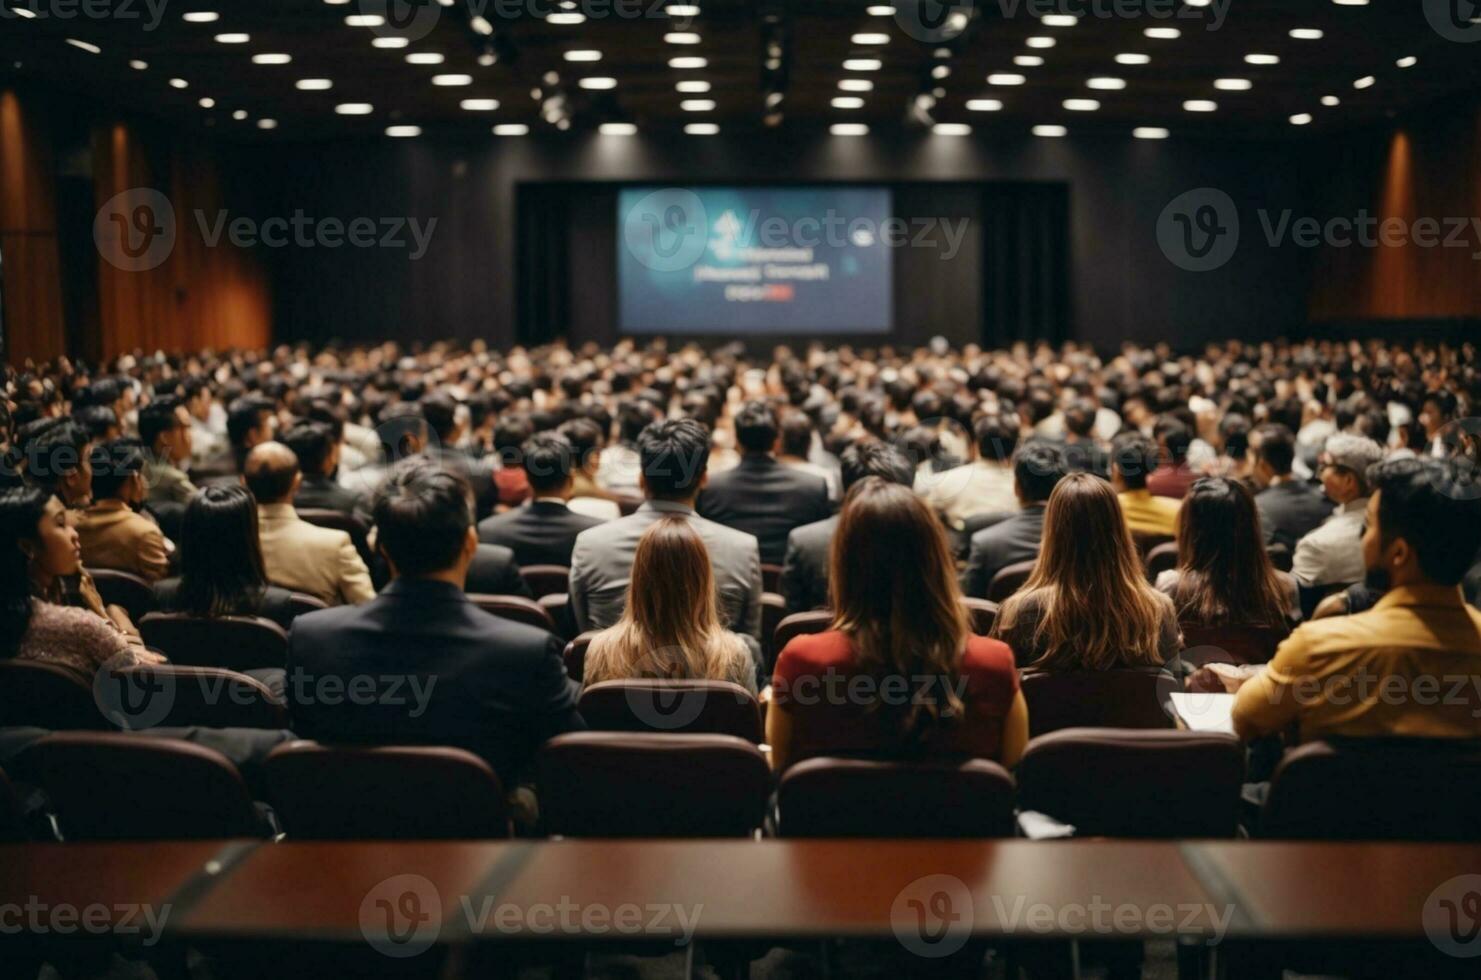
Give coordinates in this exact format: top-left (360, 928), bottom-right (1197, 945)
top-left (963, 634), bottom-right (1015, 668)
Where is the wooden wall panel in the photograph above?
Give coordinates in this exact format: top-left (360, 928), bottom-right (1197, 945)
top-left (0, 89), bottom-right (67, 363)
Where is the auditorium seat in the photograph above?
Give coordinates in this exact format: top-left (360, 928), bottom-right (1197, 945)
top-left (265, 742), bottom-right (510, 840)
top-left (1266, 542), bottom-right (1293, 572)
top-left (986, 559), bottom-right (1036, 602)
top-left (1144, 542), bottom-right (1180, 582)
top-left (1015, 728), bottom-right (1245, 838)
top-left (285, 591), bottom-right (329, 621)
top-left (538, 592), bottom-right (576, 640)
top-left (761, 563), bottom-right (783, 594)
top-left (777, 757), bottom-right (1015, 838)
top-left (1180, 623), bottom-right (1287, 666)
top-left (563, 631), bottom-right (597, 683)
top-left (138, 613), bottom-right (289, 673)
top-left (963, 597), bottom-right (999, 635)
top-left (519, 564), bottom-right (570, 598)
top-left (1258, 738), bottom-right (1481, 841)
top-left (773, 610), bottom-right (833, 654)
top-left (467, 593), bottom-right (557, 632)
top-left (1020, 669), bottom-right (1175, 737)
top-left (0, 766), bottom-right (26, 842)
top-left (0, 661), bottom-right (108, 731)
top-left (31, 732), bottom-right (272, 840)
top-left (110, 665), bottom-right (287, 730)
top-left (538, 732), bottom-right (769, 837)
top-left (87, 567), bottom-right (156, 622)
top-left (1131, 531), bottom-right (1175, 559)
top-left (761, 592), bottom-right (786, 671)
top-left (577, 679), bottom-right (764, 742)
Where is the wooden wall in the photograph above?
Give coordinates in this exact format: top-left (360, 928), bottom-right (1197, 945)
top-left (0, 89), bottom-right (67, 363)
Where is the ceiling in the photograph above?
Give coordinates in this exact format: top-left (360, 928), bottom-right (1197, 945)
top-left (2, 0), bottom-right (1479, 141)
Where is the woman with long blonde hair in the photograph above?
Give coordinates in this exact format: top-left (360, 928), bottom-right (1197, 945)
top-left (992, 472), bottom-right (1181, 670)
top-left (582, 516), bottom-right (757, 692)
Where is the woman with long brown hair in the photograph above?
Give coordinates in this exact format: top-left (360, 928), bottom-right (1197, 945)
top-left (768, 477), bottom-right (1028, 773)
top-left (582, 516), bottom-right (758, 691)
top-left (992, 472), bottom-right (1180, 670)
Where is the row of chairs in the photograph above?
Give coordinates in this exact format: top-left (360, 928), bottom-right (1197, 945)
top-left (8, 727), bottom-right (1480, 843)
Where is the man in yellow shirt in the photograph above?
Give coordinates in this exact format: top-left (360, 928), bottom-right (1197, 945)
top-left (1111, 431), bottom-right (1181, 537)
top-left (1216, 457), bottom-right (1481, 743)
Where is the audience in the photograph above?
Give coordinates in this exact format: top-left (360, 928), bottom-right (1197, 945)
top-left (1147, 421), bottom-right (1195, 499)
top-left (476, 432), bottom-right (604, 568)
top-left (23, 419), bottom-right (93, 509)
top-left (74, 439), bottom-right (171, 582)
top-left (283, 420), bottom-right (365, 520)
top-left (137, 395), bottom-right (197, 508)
top-left (491, 413), bottom-right (535, 508)
top-left (1292, 433), bottom-right (1384, 588)
top-left (1111, 431), bottom-right (1181, 538)
top-left (769, 479), bottom-right (1028, 773)
top-left (960, 442), bottom-right (1069, 598)
top-left (1250, 423), bottom-right (1330, 552)
top-left (777, 409), bottom-right (840, 503)
top-left (558, 416), bottom-right (624, 520)
top-left (919, 412), bottom-right (1019, 531)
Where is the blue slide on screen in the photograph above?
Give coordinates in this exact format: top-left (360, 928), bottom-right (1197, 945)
top-left (617, 186), bottom-right (894, 335)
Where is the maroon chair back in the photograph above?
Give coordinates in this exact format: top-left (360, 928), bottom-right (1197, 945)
top-left (1016, 728), bottom-right (1245, 838)
top-left (986, 559), bottom-right (1036, 603)
top-left (578, 679), bottom-right (763, 742)
top-left (1020, 669), bottom-right (1175, 737)
top-left (520, 564), bottom-right (570, 598)
top-left (87, 567), bottom-right (156, 622)
top-left (761, 592), bottom-right (786, 672)
top-left (138, 612), bottom-right (289, 673)
top-left (1180, 623), bottom-right (1288, 666)
top-left (296, 508), bottom-right (374, 569)
top-left (538, 592), bottom-right (575, 640)
top-left (1266, 542), bottom-right (1293, 572)
top-left (109, 665), bottom-right (287, 730)
top-left (1131, 530), bottom-right (1175, 558)
top-left (778, 757), bottom-right (1016, 838)
top-left (962, 598), bottom-right (999, 636)
top-left (0, 661), bottom-right (109, 731)
top-left (774, 610), bottom-right (833, 655)
top-left (1144, 543), bottom-right (1180, 582)
top-left (563, 631), bottom-right (598, 684)
top-left (1259, 738), bottom-right (1481, 841)
top-left (0, 766), bottom-right (26, 842)
top-left (266, 741), bottom-right (510, 840)
top-left (468, 594), bottom-right (556, 632)
top-left (286, 592), bottom-right (328, 621)
top-left (538, 732), bottom-right (769, 837)
top-left (32, 732), bottom-right (269, 840)
top-left (760, 563), bottom-right (783, 594)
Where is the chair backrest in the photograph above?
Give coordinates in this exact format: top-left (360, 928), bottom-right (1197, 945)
top-left (32, 732), bottom-right (268, 840)
top-left (578, 679), bottom-right (764, 742)
top-left (1131, 530), bottom-right (1175, 558)
top-left (1020, 669), bottom-right (1175, 737)
top-left (0, 766), bottom-right (26, 842)
top-left (538, 732), bottom-right (769, 837)
top-left (986, 559), bottom-right (1036, 603)
top-left (467, 594), bottom-right (556, 632)
top-left (1179, 623), bottom-right (1288, 666)
top-left (266, 741), bottom-right (510, 840)
top-left (285, 592), bottom-right (328, 622)
top-left (520, 564), bottom-right (570, 598)
top-left (1016, 728), bottom-right (1245, 838)
top-left (537, 592), bottom-right (576, 640)
top-left (296, 508), bottom-right (372, 560)
top-left (761, 592), bottom-right (786, 673)
top-left (87, 568), bottom-right (156, 621)
top-left (778, 756), bottom-right (1016, 838)
top-left (761, 563), bottom-right (783, 594)
top-left (1259, 738), bottom-right (1481, 841)
top-left (1265, 542), bottom-right (1292, 572)
top-left (563, 631), bottom-right (597, 684)
top-left (774, 610), bottom-right (833, 654)
top-left (962, 598), bottom-right (999, 636)
top-left (1144, 542), bottom-right (1180, 582)
top-left (138, 612), bottom-right (289, 672)
top-left (0, 661), bottom-right (109, 731)
top-left (109, 665), bottom-right (287, 730)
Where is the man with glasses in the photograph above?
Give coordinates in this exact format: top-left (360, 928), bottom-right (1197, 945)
top-left (1292, 433), bottom-right (1384, 590)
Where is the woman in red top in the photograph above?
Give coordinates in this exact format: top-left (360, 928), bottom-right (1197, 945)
top-left (767, 477), bottom-right (1028, 772)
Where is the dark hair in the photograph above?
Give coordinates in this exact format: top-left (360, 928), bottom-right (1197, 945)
top-left (420, 394), bottom-right (458, 442)
top-left (734, 401), bottom-right (779, 454)
top-left (493, 414), bottom-right (534, 457)
top-left (638, 418), bottom-right (710, 500)
top-left (90, 439), bottom-right (146, 501)
top-left (839, 440), bottom-right (915, 492)
top-left (1219, 413), bottom-right (1251, 459)
top-left (974, 413), bottom-right (1019, 462)
top-left (74, 405), bottom-right (119, 442)
top-left (1157, 420), bottom-right (1193, 461)
top-left (1254, 424), bottom-right (1296, 476)
top-left (779, 410), bottom-right (813, 458)
top-left (243, 444), bottom-right (299, 503)
top-left (522, 432), bottom-right (576, 495)
top-left (227, 396), bottom-right (274, 458)
top-left (0, 485), bottom-right (51, 656)
top-left (1368, 457), bottom-right (1481, 586)
top-left (377, 402), bottom-right (427, 462)
top-left (558, 417), bottom-right (603, 461)
top-left (138, 395), bottom-right (184, 452)
top-left (1172, 478), bottom-right (1290, 628)
top-left (616, 401), bottom-right (653, 445)
top-left (1012, 441), bottom-right (1068, 504)
top-left (23, 419), bottom-right (89, 493)
top-left (372, 457), bottom-right (474, 577)
top-left (176, 485), bottom-right (270, 618)
top-left (282, 421), bottom-right (334, 477)
top-left (86, 378), bottom-right (125, 409)
top-left (1064, 398), bottom-right (1096, 439)
top-left (1111, 431), bottom-right (1159, 489)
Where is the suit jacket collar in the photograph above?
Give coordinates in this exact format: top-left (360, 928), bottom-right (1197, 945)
top-left (382, 578), bottom-right (467, 602)
top-left (639, 499), bottom-right (694, 517)
top-left (258, 502), bottom-right (299, 522)
top-left (529, 499), bottom-right (571, 514)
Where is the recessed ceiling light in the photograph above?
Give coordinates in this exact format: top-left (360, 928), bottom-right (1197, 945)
top-left (256, 118), bottom-right (278, 130)
top-left (669, 56), bottom-right (707, 68)
top-left (198, 97), bottom-right (215, 108)
top-left (680, 99), bottom-right (715, 111)
top-left (169, 77), bottom-right (189, 89)
top-left (578, 76), bottom-right (617, 89)
top-left (406, 52), bottom-right (445, 64)
top-left (933, 123), bottom-right (971, 135)
top-left (844, 58), bottom-right (883, 71)
top-left (1133, 127), bottom-right (1169, 139)
top-left (432, 74), bottom-right (473, 86)
top-left (334, 103), bottom-right (374, 114)
top-left (129, 60), bottom-right (148, 70)
top-left (344, 15), bottom-right (384, 27)
top-left (1144, 28), bottom-right (1180, 39)
top-left (1183, 99), bottom-right (1218, 111)
top-left (64, 38), bottom-right (101, 54)
top-left (372, 37), bottom-right (409, 49)
top-left (838, 79), bottom-right (873, 92)
top-left (831, 123), bottom-right (869, 135)
top-left (1033, 124), bottom-right (1067, 137)
top-left (1214, 78), bottom-right (1252, 90)
top-left (547, 12), bottom-right (586, 24)
top-left (295, 78), bottom-right (333, 90)
top-left (667, 5), bottom-right (702, 15)
top-left (966, 99), bottom-right (1002, 111)
top-left (1321, 95), bottom-right (1340, 106)
top-left (1289, 113), bottom-right (1312, 125)
top-left (1025, 36), bottom-right (1056, 48)
top-left (664, 32), bottom-right (700, 44)
top-left (252, 53), bottom-right (291, 64)
top-left (1014, 55), bottom-right (1044, 67)
top-left (214, 33), bottom-right (249, 44)
top-left (599, 122), bottom-right (637, 135)
top-left (831, 96), bottom-right (865, 109)
top-left (182, 11), bottom-right (219, 23)
top-left (1087, 77), bottom-right (1125, 90)
top-left (493, 124), bottom-right (529, 135)
top-left (987, 73), bottom-right (1026, 86)
top-left (1332, 0), bottom-right (1368, 5)
top-left (232, 110), bottom-right (248, 120)
top-left (1353, 75), bottom-right (1375, 88)
top-left (1115, 53), bottom-right (1150, 65)
top-left (1041, 14), bottom-right (1078, 26)
top-left (851, 33), bottom-right (890, 45)
top-left (1397, 56), bottom-right (1417, 68)
top-left (1290, 28), bottom-right (1323, 39)
top-left (565, 50), bottom-right (602, 61)
top-left (685, 123), bottom-right (720, 135)
top-left (1245, 53), bottom-right (1280, 65)
top-left (386, 125), bottom-right (421, 138)
top-left (676, 80), bottom-right (711, 92)
top-left (866, 4), bottom-right (895, 14)
top-left (460, 98), bottom-right (500, 110)
top-left (10, 5), bottom-right (34, 16)
top-left (1063, 98), bottom-right (1100, 111)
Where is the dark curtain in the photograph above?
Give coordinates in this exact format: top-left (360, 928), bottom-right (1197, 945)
top-left (981, 183), bottom-right (1071, 346)
top-left (515, 185), bottom-right (569, 347)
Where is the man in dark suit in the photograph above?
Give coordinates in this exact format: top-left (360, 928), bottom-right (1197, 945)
top-left (1251, 423), bottom-right (1331, 552)
top-left (284, 420), bottom-right (367, 520)
top-left (286, 458), bottom-right (582, 787)
top-left (960, 442), bottom-right (1068, 598)
top-left (780, 441), bottom-right (916, 614)
top-left (422, 394), bottom-right (498, 518)
top-left (697, 401), bottom-right (831, 565)
top-left (477, 432), bottom-right (605, 567)
top-left (467, 543), bottom-right (534, 597)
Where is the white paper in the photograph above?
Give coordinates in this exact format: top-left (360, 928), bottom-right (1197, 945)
top-left (1168, 692), bottom-right (1237, 735)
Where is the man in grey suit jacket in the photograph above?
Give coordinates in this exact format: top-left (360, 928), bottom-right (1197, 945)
top-left (570, 418), bottom-right (763, 640)
top-left (960, 442), bottom-right (1068, 599)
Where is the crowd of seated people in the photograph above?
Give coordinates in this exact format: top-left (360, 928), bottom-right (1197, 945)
top-left (1, 336), bottom-right (1480, 843)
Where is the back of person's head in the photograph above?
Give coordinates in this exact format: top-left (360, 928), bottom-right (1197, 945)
top-left (303, 399), bottom-right (347, 444)
top-left (177, 485), bottom-right (268, 618)
top-left (1156, 420), bottom-right (1193, 463)
top-left (1111, 431), bottom-right (1159, 489)
top-left (243, 441), bottom-right (300, 504)
top-left (779, 410), bottom-right (813, 458)
top-left (638, 418), bottom-right (710, 501)
top-left (0, 485), bottom-right (54, 655)
top-left (74, 405), bottom-right (120, 443)
top-left (828, 478), bottom-right (968, 743)
top-left (1064, 398), bottom-right (1097, 439)
top-left (419, 394), bottom-right (459, 443)
top-left (1253, 423), bottom-right (1296, 476)
top-left (138, 395), bottom-right (183, 453)
top-left (86, 377), bottom-right (125, 411)
top-left (974, 412), bottom-right (1019, 462)
top-left (521, 432), bottom-right (576, 495)
top-left (376, 401), bottom-right (427, 462)
top-left (281, 421), bottom-right (335, 478)
top-left (89, 439), bottom-right (146, 502)
top-left (558, 417), bottom-right (603, 468)
top-left (616, 401), bottom-right (652, 445)
top-left (1219, 413), bottom-right (1251, 459)
top-left (1367, 457), bottom-right (1481, 587)
top-left (493, 413), bottom-right (534, 458)
top-left (23, 419), bottom-right (90, 498)
top-left (1173, 477), bottom-right (1288, 628)
top-left (372, 457), bottom-right (475, 578)
top-left (734, 401), bottom-right (779, 454)
top-left (1011, 472), bottom-right (1167, 670)
top-left (839, 440), bottom-right (915, 493)
top-left (1322, 432), bottom-right (1384, 497)
top-left (227, 396), bottom-right (274, 452)
top-left (1013, 441), bottom-right (1068, 504)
